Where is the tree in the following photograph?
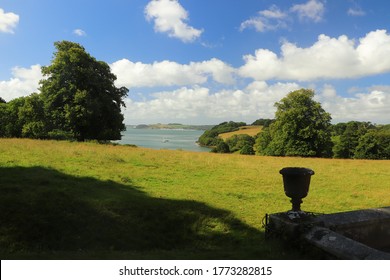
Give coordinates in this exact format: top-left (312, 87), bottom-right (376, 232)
top-left (211, 139), bottom-right (230, 153)
top-left (18, 93), bottom-right (47, 139)
top-left (251, 118), bottom-right (274, 127)
top-left (0, 101), bottom-right (7, 137)
top-left (354, 130), bottom-right (390, 159)
top-left (1, 97), bottom-right (27, 138)
top-left (226, 134), bottom-right (255, 153)
top-left (332, 121), bottom-right (374, 158)
top-left (240, 144), bottom-right (255, 155)
top-left (256, 89), bottom-right (333, 157)
top-left (40, 41), bottom-right (128, 141)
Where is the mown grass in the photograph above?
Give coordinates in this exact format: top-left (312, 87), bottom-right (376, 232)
top-left (0, 138), bottom-right (389, 259)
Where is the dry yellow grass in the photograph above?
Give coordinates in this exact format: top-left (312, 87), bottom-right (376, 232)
top-left (219, 126), bottom-right (262, 140)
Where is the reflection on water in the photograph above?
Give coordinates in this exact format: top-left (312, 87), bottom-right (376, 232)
top-left (117, 127), bottom-right (211, 152)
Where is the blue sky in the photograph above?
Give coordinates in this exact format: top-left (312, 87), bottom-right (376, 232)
top-left (1, 0), bottom-right (390, 124)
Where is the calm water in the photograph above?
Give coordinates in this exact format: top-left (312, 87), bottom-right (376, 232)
top-left (117, 127), bottom-right (211, 152)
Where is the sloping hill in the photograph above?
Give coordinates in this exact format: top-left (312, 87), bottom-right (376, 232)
top-left (219, 126), bottom-right (262, 140)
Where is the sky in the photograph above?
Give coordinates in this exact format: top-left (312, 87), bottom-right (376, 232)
top-left (1, 0), bottom-right (390, 125)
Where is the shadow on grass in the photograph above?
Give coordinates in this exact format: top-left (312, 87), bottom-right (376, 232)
top-left (0, 166), bottom-right (300, 260)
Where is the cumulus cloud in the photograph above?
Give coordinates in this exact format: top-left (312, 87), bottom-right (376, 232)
top-left (290, 0), bottom-right (325, 22)
top-left (0, 8), bottom-right (19, 33)
top-left (110, 58), bottom-right (235, 88)
top-left (145, 0), bottom-right (203, 42)
top-left (122, 82), bottom-right (301, 124)
top-left (239, 30), bottom-right (390, 81)
top-left (0, 65), bottom-right (42, 102)
top-left (73, 29), bottom-right (87, 36)
top-left (121, 82), bottom-right (390, 124)
top-left (318, 85), bottom-right (390, 124)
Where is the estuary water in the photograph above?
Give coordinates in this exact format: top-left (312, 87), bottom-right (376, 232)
top-left (117, 127), bottom-right (211, 152)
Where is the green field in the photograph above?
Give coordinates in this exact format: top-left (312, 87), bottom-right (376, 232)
top-left (218, 126), bottom-right (262, 140)
top-left (1, 139), bottom-right (389, 259)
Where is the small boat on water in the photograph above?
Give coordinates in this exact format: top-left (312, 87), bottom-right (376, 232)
top-left (162, 138), bottom-right (169, 143)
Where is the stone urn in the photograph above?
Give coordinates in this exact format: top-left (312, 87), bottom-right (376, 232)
top-left (279, 167), bottom-right (315, 212)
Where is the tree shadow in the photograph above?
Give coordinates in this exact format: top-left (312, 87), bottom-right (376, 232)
top-left (0, 166), bottom-right (292, 259)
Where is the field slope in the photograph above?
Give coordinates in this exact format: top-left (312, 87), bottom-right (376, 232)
top-left (0, 139), bottom-right (389, 259)
top-left (219, 126), bottom-right (262, 140)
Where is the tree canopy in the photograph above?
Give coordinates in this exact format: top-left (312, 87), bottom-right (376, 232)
top-left (0, 41), bottom-right (128, 142)
top-left (256, 89), bottom-right (333, 157)
top-left (40, 41), bottom-right (128, 141)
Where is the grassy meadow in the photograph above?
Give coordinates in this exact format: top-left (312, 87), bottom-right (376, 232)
top-left (0, 138), bottom-right (389, 259)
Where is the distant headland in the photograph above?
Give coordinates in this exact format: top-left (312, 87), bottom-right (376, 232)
top-left (129, 123), bottom-right (214, 130)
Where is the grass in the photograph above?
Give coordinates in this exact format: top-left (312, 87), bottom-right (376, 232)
top-left (0, 138), bottom-right (389, 259)
top-left (219, 126), bottom-right (262, 140)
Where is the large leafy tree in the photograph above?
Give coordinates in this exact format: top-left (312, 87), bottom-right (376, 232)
top-left (256, 89), bottom-right (333, 157)
top-left (40, 41), bottom-right (128, 141)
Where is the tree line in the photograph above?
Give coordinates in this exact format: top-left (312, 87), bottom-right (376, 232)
top-left (0, 41), bottom-right (128, 142)
top-left (200, 89), bottom-right (390, 159)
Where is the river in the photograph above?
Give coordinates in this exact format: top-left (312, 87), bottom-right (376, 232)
top-left (117, 127), bottom-right (211, 152)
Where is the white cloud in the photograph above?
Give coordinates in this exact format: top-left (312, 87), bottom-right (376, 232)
top-left (239, 30), bottom-right (390, 81)
top-left (73, 29), bottom-right (87, 36)
top-left (240, 5), bottom-right (288, 32)
top-left (192, 59), bottom-right (236, 84)
top-left (122, 81), bottom-right (390, 125)
top-left (318, 85), bottom-right (390, 124)
top-left (0, 65), bottom-right (42, 102)
top-left (259, 5), bottom-right (287, 19)
top-left (240, 18), bottom-right (267, 33)
top-left (290, 0), bottom-right (325, 22)
top-left (0, 8), bottom-right (19, 33)
top-left (145, 0), bottom-right (203, 42)
top-left (241, 1), bottom-right (324, 33)
top-left (122, 82), bottom-right (301, 124)
top-left (111, 59), bottom-right (206, 88)
top-left (110, 58), bottom-right (235, 88)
